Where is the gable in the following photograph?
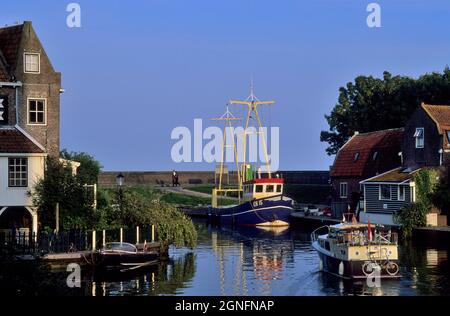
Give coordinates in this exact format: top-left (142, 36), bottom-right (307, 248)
top-left (0, 24), bottom-right (24, 71)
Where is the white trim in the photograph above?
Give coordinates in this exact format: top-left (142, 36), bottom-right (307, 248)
top-left (0, 207), bottom-right (7, 217)
top-left (14, 124), bottom-right (46, 151)
top-left (23, 52), bottom-right (41, 74)
top-left (415, 127), bottom-right (424, 149)
top-left (219, 205), bottom-right (294, 217)
top-left (363, 185), bottom-right (367, 213)
top-left (0, 81), bottom-right (22, 87)
top-left (339, 182), bottom-right (348, 199)
top-left (397, 185), bottom-right (406, 201)
top-left (26, 97), bottom-right (47, 126)
top-left (0, 153), bottom-right (47, 157)
top-left (360, 167), bottom-right (402, 184)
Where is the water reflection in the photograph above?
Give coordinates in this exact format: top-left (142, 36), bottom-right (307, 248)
top-left (1, 220), bottom-right (450, 296)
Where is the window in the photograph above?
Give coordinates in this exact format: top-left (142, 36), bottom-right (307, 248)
top-left (354, 152), bottom-right (360, 162)
top-left (380, 184), bottom-right (391, 200)
top-left (8, 158), bottom-right (28, 187)
top-left (266, 185), bottom-right (274, 193)
top-left (255, 185), bottom-right (264, 193)
top-left (447, 131), bottom-right (450, 146)
top-left (398, 185), bottom-right (405, 201)
top-left (24, 53), bottom-right (40, 73)
top-left (372, 151), bottom-right (378, 161)
top-left (414, 128), bottom-right (424, 148)
top-left (340, 182), bottom-right (348, 199)
top-left (276, 185), bottom-right (282, 193)
top-left (28, 99), bottom-right (46, 125)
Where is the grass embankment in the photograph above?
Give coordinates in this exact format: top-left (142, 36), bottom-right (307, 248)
top-left (110, 186), bottom-right (235, 207)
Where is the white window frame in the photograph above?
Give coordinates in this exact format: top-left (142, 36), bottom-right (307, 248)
top-left (8, 157), bottom-right (28, 188)
top-left (414, 127), bottom-right (424, 149)
top-left (340, 182), bottom-right (348, 199)
top-left (379, 184), bottom-right (392, 201)
top-left (27, 98), bottom-right (47, 126)
top-left (24, 53), bottom-right (41, 74)
top-left (398, 185), bottom-right (405, 201)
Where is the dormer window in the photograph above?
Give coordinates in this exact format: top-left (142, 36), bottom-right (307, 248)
top-left (354, 152), bottom-right (360, 162)
top-left (414, 128), bottom-right (424, 148)
top-left (372, 151), bottom-right (378, 161)
top-left (24, 53), bottom-right (40, 73)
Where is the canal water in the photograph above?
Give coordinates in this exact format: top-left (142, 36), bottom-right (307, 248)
top-left (1, 219), bottom-right (450, 296)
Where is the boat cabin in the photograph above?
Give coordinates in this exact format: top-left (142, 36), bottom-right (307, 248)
top-left (243, 178), bottom-right (284, 201)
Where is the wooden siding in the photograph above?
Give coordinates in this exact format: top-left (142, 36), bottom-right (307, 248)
top-left (364, 183), bottom-right (412, 214)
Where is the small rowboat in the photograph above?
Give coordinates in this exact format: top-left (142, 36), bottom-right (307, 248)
top-left (96, 242), bottom-right (158, 272)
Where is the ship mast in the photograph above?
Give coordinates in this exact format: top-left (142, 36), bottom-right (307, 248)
top-left (230, 82), bottom-right (275, 178)
top-left (211, 106), bottom-right (243, 206)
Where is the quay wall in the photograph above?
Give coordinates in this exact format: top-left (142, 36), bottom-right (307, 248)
top-left (99, 170), bottom-right (330, 188)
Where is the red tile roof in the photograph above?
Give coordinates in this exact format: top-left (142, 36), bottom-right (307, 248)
top-left (0, 127), bottom-right (45, 153)
top-left (331, 128), bottom-right (403, 178)
top-left (0, 24), bottom-right (23, 71)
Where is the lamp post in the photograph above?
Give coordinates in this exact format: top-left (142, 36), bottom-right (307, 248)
top-left (116, 173), bottom-right (125, 213)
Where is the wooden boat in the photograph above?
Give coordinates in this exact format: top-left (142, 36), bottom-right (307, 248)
top-left (311, 220), bottom-right (400, 279)
top-left (95, 242), bottom-right (158, 272)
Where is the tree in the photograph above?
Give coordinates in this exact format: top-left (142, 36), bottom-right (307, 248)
top-left (395, 169), bottom-right (438, 238)
top-left (321, 67), bottom-right (450, 155)
top-left (30, 157), bottom-right (96, 231)
top-left (60, 149), bottom-right (102, 185)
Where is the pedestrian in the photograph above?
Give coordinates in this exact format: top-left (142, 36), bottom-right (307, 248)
top-left (172, 170), bottom-right (178, 187)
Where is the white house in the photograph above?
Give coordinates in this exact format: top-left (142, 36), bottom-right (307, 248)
top-left (0, 126), bottom-right (47, 235)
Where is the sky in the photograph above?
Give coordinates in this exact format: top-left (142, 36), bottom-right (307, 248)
top-left (2, 0), bottom-right (450, 171)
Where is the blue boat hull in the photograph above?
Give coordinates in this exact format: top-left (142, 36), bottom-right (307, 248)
top-left (207, 195), bottom-right (294, 226)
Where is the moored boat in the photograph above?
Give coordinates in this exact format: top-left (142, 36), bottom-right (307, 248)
top-left (95, 242), bottom-right (158, 272)
top-left (207, 86), bottom-right (294, 227)
top-left (311, 220), bottom-right (400, 279)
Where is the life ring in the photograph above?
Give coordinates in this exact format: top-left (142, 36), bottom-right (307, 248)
top-left (386, 262), bottom-right (399, 276)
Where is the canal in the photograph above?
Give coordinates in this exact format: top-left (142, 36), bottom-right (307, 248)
top-left (1, 219), bottom-right (450, 296)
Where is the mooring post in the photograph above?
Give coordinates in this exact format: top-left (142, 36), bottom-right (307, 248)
top-left (92, 230), bottom-right (96, 251)
top-left (102, 230), bottom-right (106, 247)
top-left (120, 228), bottom-right (123, 243)
top-left (136, 226), bottom-right (140, 245)
top-left (151, 225), bottom-right (155, 243)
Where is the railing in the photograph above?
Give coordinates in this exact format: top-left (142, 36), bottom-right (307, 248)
top-left (0, 225), bottom-right (157, 255)
top-left (310, 225), bottom-right (329, 243)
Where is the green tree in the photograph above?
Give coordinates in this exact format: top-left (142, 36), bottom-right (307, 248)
top-left (321, 67), bottom-right (450, 155)
top-left (395, 169), bottom-right (438, 238)
top-left (60, 149), bottom-right (102, 185)
top-left (30, 157), bottom-right (96, 231)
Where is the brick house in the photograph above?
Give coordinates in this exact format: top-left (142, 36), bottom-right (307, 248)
top-left (360, 103), bottom-right (450, 226)
top-left (330, 129), bottom-right (404, 218)
top-left (0, 21), bottom-right (63, 234)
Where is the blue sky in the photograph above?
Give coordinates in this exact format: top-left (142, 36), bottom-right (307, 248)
top-left (2, 0), bottom-right (450, 171)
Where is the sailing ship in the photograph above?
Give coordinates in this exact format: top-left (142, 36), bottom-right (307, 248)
top-left (311, 219), bottom-right (400, 279)
top-left (207, 85), bottom-right (294, 227)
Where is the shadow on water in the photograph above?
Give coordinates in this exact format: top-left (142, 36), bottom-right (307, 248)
top-left (1, 220), bottom-right (450, 296)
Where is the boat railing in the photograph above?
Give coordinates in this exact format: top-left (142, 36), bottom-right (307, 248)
top-left (310, 225), bottom-right (329, 243)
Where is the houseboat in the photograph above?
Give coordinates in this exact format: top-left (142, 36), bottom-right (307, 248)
top-left (207, 87), bottom-right (294, 227)
top-left (311, 220), bottom-right (400, 279)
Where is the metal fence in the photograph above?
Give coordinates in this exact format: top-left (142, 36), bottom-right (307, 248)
top-left (0, 225), bottom-right (157, 255)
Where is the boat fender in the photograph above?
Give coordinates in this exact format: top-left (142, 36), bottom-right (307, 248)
top-left (338, 261), bottom-right (344, 276)
top-left (318, 258), bottom-right (323, 271)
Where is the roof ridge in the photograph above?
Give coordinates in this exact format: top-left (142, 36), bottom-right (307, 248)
top-left (0, 23), bottom-right (24, 30)
top-left (354, 127), bottom-right (404, 137)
